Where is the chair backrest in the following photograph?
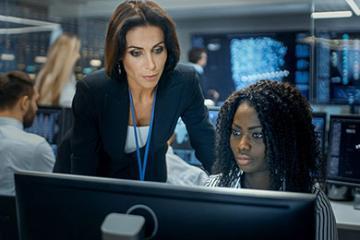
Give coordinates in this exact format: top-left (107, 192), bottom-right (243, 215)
top-left (0, 195), bottom-right (18, 240)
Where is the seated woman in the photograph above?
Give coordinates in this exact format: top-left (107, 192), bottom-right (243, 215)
top-left (205, 80), bottom-right (338, 240)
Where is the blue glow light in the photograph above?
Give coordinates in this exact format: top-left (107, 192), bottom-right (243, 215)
top-left (230, 37), bottom-right (288, 90)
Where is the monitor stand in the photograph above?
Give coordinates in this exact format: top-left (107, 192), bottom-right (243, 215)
top-left (101, 213), bottom-right (145, 240)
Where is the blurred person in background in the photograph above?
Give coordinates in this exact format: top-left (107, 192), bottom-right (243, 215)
top-left (0, 71), bottom-right (55, 196)
top-left (188, 47), bottom-right (219, 105)
top-left (35, 33), bottom-right (80, 107)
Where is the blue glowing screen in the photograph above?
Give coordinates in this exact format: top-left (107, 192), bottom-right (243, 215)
top-left (315, 32), bottom-right (360, 104)
top-left (191, 32), bottom-right (310, 101)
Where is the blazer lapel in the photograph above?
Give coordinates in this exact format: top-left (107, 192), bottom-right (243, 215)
top-left (151, 75), bottom-right (182, 150)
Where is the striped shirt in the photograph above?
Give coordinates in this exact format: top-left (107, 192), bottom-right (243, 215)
top-left (205, 172), bottom-right (338, 240)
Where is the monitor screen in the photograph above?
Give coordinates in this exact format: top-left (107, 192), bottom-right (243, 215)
top-left (24, 106), bottom-right (73, 155)
top-left (15, 171), bottom-right (316, 240)
top-left (314, 32), bottom-right (360, 104)
top-left (191, 31), bottom-right (310, 101)
top-left (207, 106), bottom-right (220, 126)
top-left (312, 112), bottom-right (327, 157)
top-left (24, 106), bottom-right (63, 154)
top-left (172, 107), bottom-right (219, 165)
top-left (327, 115), bottom-right (360, 187)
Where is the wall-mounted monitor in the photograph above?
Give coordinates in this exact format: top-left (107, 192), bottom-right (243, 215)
top-left (314, 32), bottom-right (360, 105)
top-left (191, 31), bottom-right (310, 101)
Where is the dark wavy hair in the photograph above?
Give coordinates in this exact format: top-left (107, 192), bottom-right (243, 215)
top-left (104, 0), bottom-right (180, 78)
top-left (188, 47), bottom-right (206, 64)
top-left (212, 80), bottom-right (324, 193)
top-left (0, 71), bottom-right (34, 109)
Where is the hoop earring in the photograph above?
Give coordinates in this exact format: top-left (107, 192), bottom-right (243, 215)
top-left (118, 64), bottom-right (122, 75)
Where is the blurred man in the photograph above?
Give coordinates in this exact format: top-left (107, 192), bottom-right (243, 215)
top-left (188, 47), bottom-right (219, 105)
top-left (188, 47), bottom-right (207, 95)
top-left (0, 71), bottom-right (55, 195)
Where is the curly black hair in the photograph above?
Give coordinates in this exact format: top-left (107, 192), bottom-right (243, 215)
top-left (212, 80), bottom-right (324, 193)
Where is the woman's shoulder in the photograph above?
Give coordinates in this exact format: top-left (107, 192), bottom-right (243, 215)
top-left (169, 63), bottom-right (198, 83)
top-left (203, 174), bottom-right (222, 187)
top-left (80, 69), bottom-right (125, 95)
top-left (158, 64), bottom-right (199, 95)
top-left (312, 184), bottom-right (333, 211)
top-left (174, 63), bottom-right (197, 74)
top-left (312, 184), bottom-right (328, 198)
top-left (82, 69), bottom-right (110, 87)
top-left (312, 184), bottom-right (338, 240)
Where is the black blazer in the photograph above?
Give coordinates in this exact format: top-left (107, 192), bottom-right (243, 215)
top-left (54, 129), bottom-right (72, 173)
top-left (70, 64), bottom-right (215, 182)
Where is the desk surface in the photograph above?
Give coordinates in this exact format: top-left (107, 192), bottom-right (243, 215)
top-left (330, 201), bottom-right (360, 230)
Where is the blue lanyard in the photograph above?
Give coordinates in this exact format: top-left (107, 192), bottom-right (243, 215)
top-left (128, 89), bottom-right (157, 181)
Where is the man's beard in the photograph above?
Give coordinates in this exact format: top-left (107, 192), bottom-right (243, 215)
top-left (23, 105), bottom-right (36, 128)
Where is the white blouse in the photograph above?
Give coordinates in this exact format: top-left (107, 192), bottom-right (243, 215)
top-left (59, 74), bottom-right (76, 108)
top-left (124, 126), bottom-right (149, 153)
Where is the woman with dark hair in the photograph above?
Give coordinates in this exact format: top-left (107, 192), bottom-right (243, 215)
top-left (70, 0), bottom-right (215, 181)
top-left (205, 80), bottom-right (337, 240)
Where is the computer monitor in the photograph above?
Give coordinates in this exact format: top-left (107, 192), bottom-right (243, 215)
top-left (314, 31), bottom-right (360, 105)
top-left (312, 112), bottom-right (327, 157)
top-left (327, 114), bottom-right (360, 187)
top-left (15, 171), bottom-right (316, 240)
top-left (172, 107), bottom-right (219, 165)
top-left (24, 106), bottom-right (73, 155)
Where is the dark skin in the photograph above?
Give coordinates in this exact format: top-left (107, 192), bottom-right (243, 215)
top-left (230, 101), bottom-right (270, 190)
top-left (213, 80), bottom-right (321, 192)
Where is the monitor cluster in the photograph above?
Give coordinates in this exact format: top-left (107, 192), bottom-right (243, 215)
top-left (192, 30), bottom-right (360, 105)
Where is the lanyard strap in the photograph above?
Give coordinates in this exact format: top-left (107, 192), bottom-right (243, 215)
top-left (128, 89), bottom-right (157, 181)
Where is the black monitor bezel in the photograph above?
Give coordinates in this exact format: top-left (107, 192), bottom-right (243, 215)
top-left (15, 170), bottom-right (316, 240)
